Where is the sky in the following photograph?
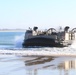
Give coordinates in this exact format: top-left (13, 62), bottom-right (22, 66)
top-left (0, 0), bottom-right (76, 29)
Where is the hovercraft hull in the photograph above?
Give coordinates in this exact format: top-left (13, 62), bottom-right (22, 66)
top-left (22, 37), bottom-right (63, 47)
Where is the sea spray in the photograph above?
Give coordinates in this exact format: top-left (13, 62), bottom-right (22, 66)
top-left (70, 40), bottom-right (76, 49)
top-left (0, 48), bottom-right (76, 56)
top-left (14, 34), bottom-right (25, 48)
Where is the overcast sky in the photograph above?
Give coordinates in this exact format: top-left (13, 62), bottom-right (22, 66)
top-left (0, 0), bottom-right (76, 29)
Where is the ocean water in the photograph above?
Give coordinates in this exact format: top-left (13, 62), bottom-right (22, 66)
top-left (0, 31), bottom-right (76, 75)
top-left (0, 32), bottom-right (25, 49)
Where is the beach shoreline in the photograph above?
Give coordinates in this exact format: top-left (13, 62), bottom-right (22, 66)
top-left (0, 48), bottom-right (76, 57)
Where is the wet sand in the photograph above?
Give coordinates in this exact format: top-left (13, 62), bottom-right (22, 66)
top-left (0, 47), bottom-right (76, 75)
top-left (0, 55), bottom-right (76, 75)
